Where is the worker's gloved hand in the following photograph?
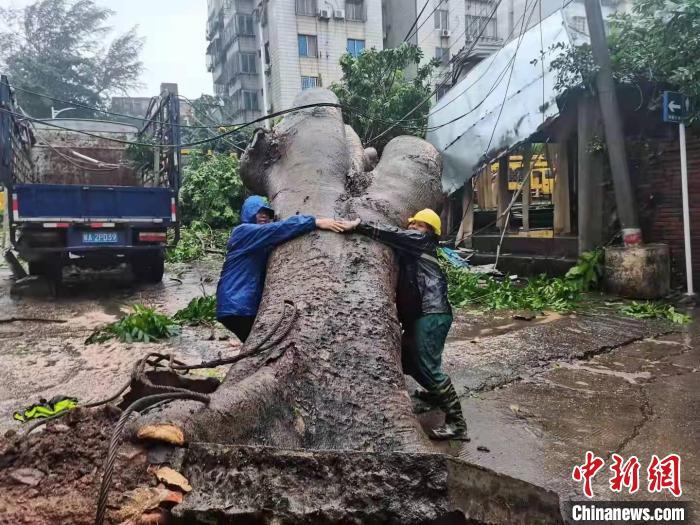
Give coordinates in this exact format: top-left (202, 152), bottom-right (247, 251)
top-left (13, 395), bottom-right (78, 422)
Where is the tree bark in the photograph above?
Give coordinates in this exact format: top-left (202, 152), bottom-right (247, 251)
top-left (130, 90), bottom-right (563, 524)
top-left (137, 88), bottom-right (442, 452)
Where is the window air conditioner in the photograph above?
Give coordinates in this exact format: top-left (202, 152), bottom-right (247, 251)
top-left (334, 9), bottom-right (345, 19)
top-left (441, 29), bottom-right (451, 37)
top-left (318, 8), bottom-right (331, 19)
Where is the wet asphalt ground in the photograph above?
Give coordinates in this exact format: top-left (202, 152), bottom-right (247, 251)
top-left (0, 260), bottom-right (697, 516)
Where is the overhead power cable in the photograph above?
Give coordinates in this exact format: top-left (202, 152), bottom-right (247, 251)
top-left (443, 0), bottom-right (539, 150)
top-left (0, 102), bottom-right (343, 149)
top-left (421, 0), bottom-right (576, 126)
top-left (0, 81), bottom-right (229, 130)
top-left (365, 0), bottom-right (505, 147)
top-left (403, 0), bottom-right (432, 42)
top-left (405, 0), bottom-right (447, 43)
top-left (445, 0), bottom-right (552, 236)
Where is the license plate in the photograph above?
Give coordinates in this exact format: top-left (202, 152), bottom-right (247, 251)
top-left (82, 232), bottom-right (119, 243)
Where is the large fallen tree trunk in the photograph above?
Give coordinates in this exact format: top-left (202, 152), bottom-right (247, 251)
top-left (127, 89), bottom-right (561, 523)
top-left (139, 88), bottom-right (442, 452)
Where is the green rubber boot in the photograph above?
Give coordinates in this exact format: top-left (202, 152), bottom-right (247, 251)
top-left (427, 378), bottom-right (469, 441)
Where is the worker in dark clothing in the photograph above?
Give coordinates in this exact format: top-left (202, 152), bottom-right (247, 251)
top-left (341, 210), bottom-right (468, 441)
top-left (216, 195), bottom-right (343, 342)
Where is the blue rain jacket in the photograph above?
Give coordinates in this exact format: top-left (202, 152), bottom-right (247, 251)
top-left (216, 195), bottom-right (315, 318)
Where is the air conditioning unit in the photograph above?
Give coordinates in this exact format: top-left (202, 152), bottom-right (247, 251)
top-left (318, 8), bottom-right (331, 19)
top-left (334, 9), bottom-right (345, 19)
top-left (441, 29), bottom-right (451, 38)
top-left (264, 64), bottom-right (271, 74)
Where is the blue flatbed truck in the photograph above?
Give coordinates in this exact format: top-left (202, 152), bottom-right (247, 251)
top-left (0, 76), bottom-right (181, 283)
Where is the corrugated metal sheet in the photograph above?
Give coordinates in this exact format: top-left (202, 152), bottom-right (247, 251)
top-left (426, 10), bottom-right (573, 194)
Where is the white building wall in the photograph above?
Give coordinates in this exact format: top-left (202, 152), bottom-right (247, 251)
top-left (414, 0), bottom-right (467, 86)
top-left (264, 0), bottom-right (384, 113)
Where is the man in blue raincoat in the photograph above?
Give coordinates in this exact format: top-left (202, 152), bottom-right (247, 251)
top-left (216, 195), bottom-right (343, 342)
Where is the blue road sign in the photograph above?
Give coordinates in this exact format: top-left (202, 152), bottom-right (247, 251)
top-left (663, 91), bottom-right (689, 123)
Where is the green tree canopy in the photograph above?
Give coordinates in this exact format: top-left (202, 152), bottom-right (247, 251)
top-left (610, 0), bottom-right (700, 113)
top-left (179, 152), bottom-right (246, 229)
top-left (331, 43), bottom-right (439, 152)
top-left (0, 0), bottom-right (144, 118)
top-left (551, 0), bottom-right (700, 122)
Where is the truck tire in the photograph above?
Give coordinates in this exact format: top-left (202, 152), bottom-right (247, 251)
top-left (132, 250), bottom-right (165, 284)
top-left (28, 259), bottom-right (63, 282)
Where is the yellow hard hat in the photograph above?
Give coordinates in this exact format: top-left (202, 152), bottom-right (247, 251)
top-left (408, 208), bottom-right (441, 236)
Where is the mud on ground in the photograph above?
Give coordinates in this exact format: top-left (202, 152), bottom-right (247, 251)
top-left (0, 407), bottom-right (152, 525)
top-left (0, 261), bottom-right (697, 523)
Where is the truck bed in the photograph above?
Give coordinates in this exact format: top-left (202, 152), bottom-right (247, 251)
top-left (13, 183), bottom-right (174, 223)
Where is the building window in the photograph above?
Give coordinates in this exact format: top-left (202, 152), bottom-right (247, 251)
top-left (465, 14), bottom-right (498, 39)
top-left (347, 38), bottom-right (365, 57)
top-left (235, 14), bottom-right (255, 36)
top-left (296, 0), bottom-right (317, 16)
top-left (435, 47), bottom-right (450, 66)
top-left (298, 34), bottom-right (318, 58)
top-left (346, 0), bottom-right (365, 21)
top-left (242, 90), bottom-right (259, 111)
top-left (240, 52), bottom-right (257, 74)
top-left (571, 16), bottom-right (588, 34)
top-left (434, 9), bottom-right (449, 30)
top-left (264, 42), bottom-right (270, 65)
top-left (301, 76), bottom-right (319, 90)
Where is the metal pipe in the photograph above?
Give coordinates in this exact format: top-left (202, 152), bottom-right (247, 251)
top-left (679, 122), bottom-right (694, 295)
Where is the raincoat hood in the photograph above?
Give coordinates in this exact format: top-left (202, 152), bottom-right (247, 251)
top-left (241, 195), bottom-right (274, 224)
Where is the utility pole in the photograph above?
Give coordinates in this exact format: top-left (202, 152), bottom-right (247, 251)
top-left (584, 0), bottom-right (641, 246)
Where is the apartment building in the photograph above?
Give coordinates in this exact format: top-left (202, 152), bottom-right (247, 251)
top-left (383, 0), bottom-right (504, 98)
top-left (206, 0), bottom-right (383, 123)
top-left (206, 0), bottom-right (264, 124)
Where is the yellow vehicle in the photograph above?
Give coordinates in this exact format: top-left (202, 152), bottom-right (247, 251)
top-left (0, 187), bottom-right (5, 218)
top-left (490, 154), bottom-right (553, 197)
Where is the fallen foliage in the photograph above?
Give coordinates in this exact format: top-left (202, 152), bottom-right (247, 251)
top-left (166, 221), bottom-right (228, 263)
top-left (173, 295), bottom-right (216, 326)
top-left (444, 268), bottom-right (582, 312)
top-left (442, 249), bottom-right (605, 313)
top-left (86, 305), bottom-right (181, 344)
top-left (619, 301), bottom-right (691, 324)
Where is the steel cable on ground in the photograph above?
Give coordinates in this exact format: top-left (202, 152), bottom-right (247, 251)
top-left (92, 300), bottom-right (298, 525)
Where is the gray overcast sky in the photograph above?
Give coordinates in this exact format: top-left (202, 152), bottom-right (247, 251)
top-left (6, 0), bottom-right (213, 98)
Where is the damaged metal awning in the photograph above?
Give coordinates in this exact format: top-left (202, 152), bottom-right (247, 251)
top-left (426, 10), bottom-right (573, 194)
